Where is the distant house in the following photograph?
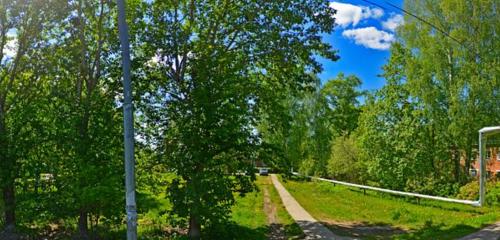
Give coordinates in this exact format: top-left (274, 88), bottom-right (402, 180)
top-left (254, 160), bottom-right (268, 169)
top-left (468, 147), bottom-right (500, 178)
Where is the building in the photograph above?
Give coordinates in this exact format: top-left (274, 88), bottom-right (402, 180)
top-left (469, 147), bottom-right (500, 178)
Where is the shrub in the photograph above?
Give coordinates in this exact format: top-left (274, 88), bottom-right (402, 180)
top-left (327, 135), bottom-right (368, 184)
top-left (456, 180), bottom-right (500, 206)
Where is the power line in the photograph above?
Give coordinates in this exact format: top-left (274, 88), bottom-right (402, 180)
top-left (356, 0), bottom-right (468, 49)
top-left (382, 1), bottom-right (465, 47)
top-left (357, 0), bottom-right (387, 11)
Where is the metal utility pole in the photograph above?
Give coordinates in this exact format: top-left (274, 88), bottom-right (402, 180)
top-left (479, 131), bottom-right (486, 207)
top-left (117, 0), bottom-right (137, 239)
top-left (478, 126), bottom-right (500, 207)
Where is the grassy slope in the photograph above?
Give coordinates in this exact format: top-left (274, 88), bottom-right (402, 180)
top-left (280, 176), bottom-right (500, 239)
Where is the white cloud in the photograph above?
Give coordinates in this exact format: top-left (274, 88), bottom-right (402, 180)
top-left (330, 2), bottom-right (384, 28)
top-left (382, 14), bottom-right (404, 31)
top-left (342, 27), bottom-right (394, 50)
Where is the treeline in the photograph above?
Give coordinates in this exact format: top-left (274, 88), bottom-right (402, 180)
top-left (0, 0), bottom-right (337, 239)
top-left (268, 0), bottom-right (499, 197)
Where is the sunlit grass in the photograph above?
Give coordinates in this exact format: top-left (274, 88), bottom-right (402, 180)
top-left (280, 175), bottom-right (500, 239)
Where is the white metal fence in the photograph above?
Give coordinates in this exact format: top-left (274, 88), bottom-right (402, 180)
top-left (292, 172), bottom-right (480, 206)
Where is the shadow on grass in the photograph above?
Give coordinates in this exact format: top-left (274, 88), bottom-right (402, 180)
top-left (205, 221), bottom-right (268, 240)
top-left (321, 221), bottom-right (406, 240)
top-left (136, 221), bottom-right (271, 240)
top-left (396, 221), bottom-right (480, 240)
top-left (321, 220), bottom-right (482, 240)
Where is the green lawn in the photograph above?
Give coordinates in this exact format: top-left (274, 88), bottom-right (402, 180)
top-left (280, 176), bottom-right (500, 239)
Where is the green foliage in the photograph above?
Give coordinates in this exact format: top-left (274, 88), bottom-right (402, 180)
top-left (0, 0), bottom-right (125, 236)
top-left (327, 135), bottom-right (367, 184)
top-left (357, 0), bottom-right (499, 195)
top-left (260, 73), bottom-right (363, 178)
top-left (321, 73), bottom-right (363, 136)
top-left (0, 0), bottom-right (69, 230)
top-left (457, 181), bottom-right (500, 206)
top-left (1, 0), bottom-right (498, 238)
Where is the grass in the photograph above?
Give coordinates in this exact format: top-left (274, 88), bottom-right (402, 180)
top-left (230, 175), bottom-right (303, 239)
top-left (279, 175), bottom-right (500, 240)
top-left (258, 176), bottom-right (304, 238)
top-left (136, 191), bottom-right (177, 239)
top-left (229, 177), bottom-right (268, 240)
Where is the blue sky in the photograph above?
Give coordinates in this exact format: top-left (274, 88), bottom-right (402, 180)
top-left (319, 0), bottom-right (404, 91)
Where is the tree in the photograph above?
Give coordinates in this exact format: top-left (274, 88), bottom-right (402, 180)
top-left (36, 0), bottom-right (125, 238)
top-left (358, 0), bottom-right (499, 195)
top-left (401, 0), bottom-right (499, 183)
top-left (259, 73), bottom-right (363, 178)
top-left (135, 1), bottom-right (338, 238)
top-left (0, 0), bottom-right (64, 231)
top-left (327, 135), bottom-right (366, 184)
top-left (321, 73), bottom-right (363, 136)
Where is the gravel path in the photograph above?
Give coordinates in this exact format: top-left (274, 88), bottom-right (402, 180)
top-left (270, 174), bottom-right (356, 240)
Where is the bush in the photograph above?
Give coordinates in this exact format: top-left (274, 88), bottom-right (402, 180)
top-left (456, 180), bottom-right (500, 206)
top-left (406, 177), bottom-right (461, 197)
top-left (327, 135), bottom-right (367, 184)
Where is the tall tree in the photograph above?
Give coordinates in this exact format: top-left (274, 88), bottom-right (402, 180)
top-left (358, 0), bottom-right (499, 195)
top-left (39, 0), bottom-right (124, 238)
top-left (321, 73), bottom-right (363, 136)
top-left (135, 1), bottom-right (337, 238)
top-left (0, 0), bottom-right (63, 230)
top-left (259, 73), bottom-right (363, 178)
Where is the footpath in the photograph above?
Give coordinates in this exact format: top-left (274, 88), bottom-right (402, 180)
top-left (270, 174), bottom-right (355, 240)
top-left (457, 222), bottom-right (500, 240)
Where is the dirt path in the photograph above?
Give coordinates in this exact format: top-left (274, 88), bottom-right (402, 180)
top-left (263, 186), bottom-right (286, 240)
top-left (457, 222), bottom-right (500, 240)
top-left (270, 174), bottom-right (356, 240)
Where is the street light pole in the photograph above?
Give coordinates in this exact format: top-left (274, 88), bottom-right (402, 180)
top-left (117, 0), bottom-right (137, 239)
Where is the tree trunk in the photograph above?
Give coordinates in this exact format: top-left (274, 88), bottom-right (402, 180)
top-left (453, 148), bottom-right (461, 182)
top-left (78, 209), bottom-right (89, 240)
top-left (188, 214), bottom-right (201, 240)
top-left (465, 145), bottom-right (473, 175)
top-left (0, 111), bottom-right (15, 231)
top-left (2, 183), bottom-right (15, 231)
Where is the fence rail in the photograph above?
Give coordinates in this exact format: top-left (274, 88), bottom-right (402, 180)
top-left (292, 172), bottom-right (480, 207)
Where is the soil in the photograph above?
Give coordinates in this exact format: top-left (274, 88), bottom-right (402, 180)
top-left (263, 186), bottom-right (287, 240)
